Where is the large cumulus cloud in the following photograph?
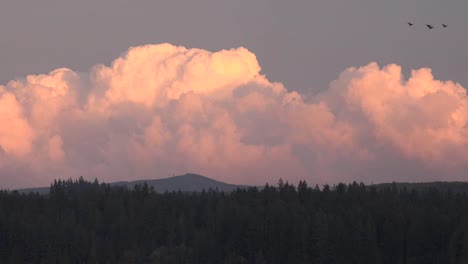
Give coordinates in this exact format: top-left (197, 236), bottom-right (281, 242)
top-left (1, 43), bottom-right (467, 188)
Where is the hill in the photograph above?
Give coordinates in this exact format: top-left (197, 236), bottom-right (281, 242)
top-left (109, 173), bottom-right (248, 193)
top-left (372, 181), bottom-right (468, 194)
top-left (16, 173), bottom-right (249, 194)
top-left (16, 178), bottom-right (468, 195)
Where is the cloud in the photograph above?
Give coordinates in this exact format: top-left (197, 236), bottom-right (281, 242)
top-left (1, 43), bottom-right (468, 189)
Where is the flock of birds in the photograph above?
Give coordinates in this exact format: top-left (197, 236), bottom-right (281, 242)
top-left (408, 22), bottom-right (448, 29)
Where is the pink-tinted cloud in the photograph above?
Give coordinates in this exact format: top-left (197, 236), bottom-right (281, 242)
top-left (1, 43), bottom-right (468, 189)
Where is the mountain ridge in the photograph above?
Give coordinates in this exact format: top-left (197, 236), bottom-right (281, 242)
top-left (372, 181), bottom-right (468, 194)
top-left (109, 173), bottom-right (250, 193)
top-left (15, 173), bottom-right (249, 194)
top-left (12, 175), bottom-right (468, 195)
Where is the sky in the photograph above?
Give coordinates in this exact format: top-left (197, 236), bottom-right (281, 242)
top-left (1, 0), bottom-right (468, 188)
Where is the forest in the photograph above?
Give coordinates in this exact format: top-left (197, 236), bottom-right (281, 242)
top-left (1, 177), bottom-right (468, 264)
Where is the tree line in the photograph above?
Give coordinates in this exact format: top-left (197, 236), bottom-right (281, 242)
top-left (1, 177), bottom-right (468, 263)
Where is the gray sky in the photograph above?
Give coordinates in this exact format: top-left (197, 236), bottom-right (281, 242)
top-left (1, 0), bottom-right (467, 93)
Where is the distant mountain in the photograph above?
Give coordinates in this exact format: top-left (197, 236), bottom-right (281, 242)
top-left (372, 181), bottom-right (468, 194)
top-left (110, 173), bottom-right (249, 193)
top-left (16, 173), bottom-right (250, 195)
top-left (16, 177), bottom-right (468, 196)
top-left (16, 186), bottom-right (50, 195)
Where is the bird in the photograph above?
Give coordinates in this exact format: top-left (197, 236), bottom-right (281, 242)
top-left (426, 24), bottom-right (434, 29)
top-left (442, 24), bottom-right (448, 28)
top-left (408, 22), bottom-right (414, 26)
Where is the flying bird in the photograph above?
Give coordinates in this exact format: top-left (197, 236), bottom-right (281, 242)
top-left (408, 22), bottom-right (413, 26)
top-left (426, 24), bottom-right (434, 29)
top-left (442, 24), bottom-right (448, 28)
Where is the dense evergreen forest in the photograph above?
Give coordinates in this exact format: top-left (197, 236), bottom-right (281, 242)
top-left (1, 178), bottom-right (468, 264)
